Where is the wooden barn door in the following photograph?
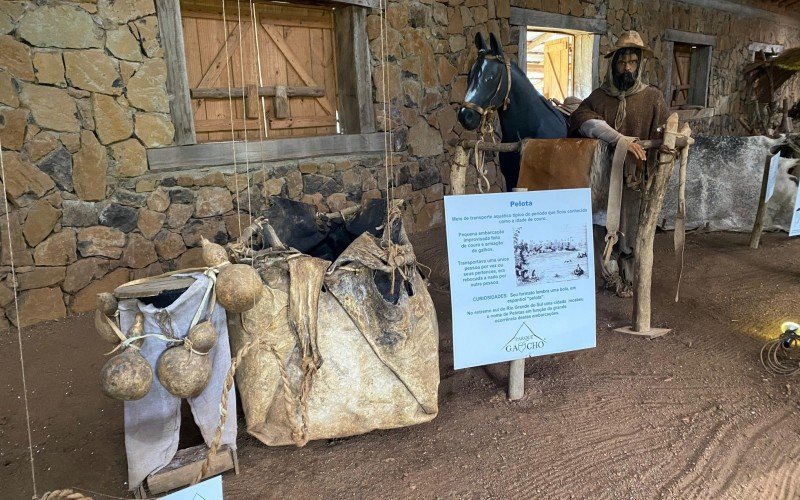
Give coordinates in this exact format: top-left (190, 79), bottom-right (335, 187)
top-left (181, 0), bottom-right (339, 143)
top-left (671, 44), bottom-right (692, 107)
top-left (543, 38), bottom-right (570, 101)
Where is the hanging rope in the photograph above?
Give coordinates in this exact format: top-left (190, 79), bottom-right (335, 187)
top-left (221, 0), bottom-right (243, 237)
top-left (234, 0), bottom-right (254, 230)
top-left (0, 137), bottom-right (39, 499)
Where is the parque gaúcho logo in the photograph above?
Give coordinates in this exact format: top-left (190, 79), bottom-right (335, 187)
top-left (503, 322), bottom-right (546, 352)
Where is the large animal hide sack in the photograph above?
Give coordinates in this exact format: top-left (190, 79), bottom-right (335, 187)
top-left (227, 216), bottom-right (439, 446)
top-left (660, 135), bottom-right (799, 232)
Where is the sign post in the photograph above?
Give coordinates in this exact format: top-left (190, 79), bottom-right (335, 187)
top-left (444, 188), bottom-right (597, 396)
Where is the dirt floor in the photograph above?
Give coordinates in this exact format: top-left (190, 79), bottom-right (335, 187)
top-left (3, 228), bottom-right (800, 499)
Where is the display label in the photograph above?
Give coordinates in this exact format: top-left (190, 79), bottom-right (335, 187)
top-left (766, 152), bottom-right (781, 203)
top-left (445, 189), bottom-right (596, 369)
top-left (163, 475), bottom-right (223, 499)
top-left (790, 184), bottom-right (800, 237)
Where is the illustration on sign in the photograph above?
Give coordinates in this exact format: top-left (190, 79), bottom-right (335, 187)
top-left (445, 189), bottom-right (596, 369)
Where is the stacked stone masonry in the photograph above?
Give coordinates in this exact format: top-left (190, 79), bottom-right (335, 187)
top-left (0, 0), bottom-right (797, 328)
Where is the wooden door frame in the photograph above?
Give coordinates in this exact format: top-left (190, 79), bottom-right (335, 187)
top-left (662, 29), bottom-right (716, 109)
top-left (153, 0), bottom-right (379, 168)
top-left (511, 8), bottom-right (604, 100)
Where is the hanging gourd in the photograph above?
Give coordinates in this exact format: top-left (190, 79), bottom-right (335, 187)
top-left (100, 313), bottom-right (153, 401)
top-left (186, 320), bottom-right (218, 354)
top-left (215, 264), bottom-right (263, 313)
top-left (200, 236), bottom-right (230, 268)
top-left (156, 343), bottom-right (213, 399)
top-left (94, 293), bottom-right (121, 344)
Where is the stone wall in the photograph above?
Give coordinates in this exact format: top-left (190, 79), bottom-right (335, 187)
top-left (0, 0), bottom-right (513, 328)
top-left (508, 0), bottom-right (800, 135)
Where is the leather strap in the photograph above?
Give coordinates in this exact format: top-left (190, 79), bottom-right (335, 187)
top-left (603, 135), bottom-right (636, 275)
top-left (674, 138), bottom-right (689, 302)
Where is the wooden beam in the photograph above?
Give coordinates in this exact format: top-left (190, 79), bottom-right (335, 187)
top-left (459, 136), bottom-right (690, 151)
top-left (509, 7), bottom-right (607, 33)
top-left (269, 116), bottom-right (337, 129)
top-left (672, 0), bottom-right (799, 24)
top-left (262, 24), bottom-right (335, 115)
top-left (194, 118), bottom-right (260, 133)
top-left (245, 84), bottom-right (260, 119)
top-left (664, 29), bottom-right (716, 47)
top-left (191, 86), bottom-right (325, 99)
top-left (154, 0), bottom-right (196, 145)
top-left (274, 85), bottom-right (289, 119)
top-left (147, 133), bottom-right (386, 171)
top-left (334, 6), bottom-right (374, 134)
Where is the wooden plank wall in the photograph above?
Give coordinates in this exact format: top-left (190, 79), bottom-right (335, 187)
top-left (180, 0), bottom-right (339, 143)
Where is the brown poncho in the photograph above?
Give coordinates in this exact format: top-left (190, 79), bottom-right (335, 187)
top-left (569, 85), bottom-right (668, 141)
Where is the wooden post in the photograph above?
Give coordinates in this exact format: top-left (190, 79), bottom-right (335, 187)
top-left (245, 84), bottom-right (260, 119)
top-left (614, 113), bottom-right (680, 338)
top-left (274, 85), bottom-right (289, 119)
top-left (451, 145), bottom-right (468, 195)
top-left (632, 114), bottom-right (679, 334)
top-left (508, 187), bottom-right (528, 401)
top-left (749, 155), bottom-right (773, 249)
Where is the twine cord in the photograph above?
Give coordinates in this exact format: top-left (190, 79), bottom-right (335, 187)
top-left (0, 136), bottom-right (38, 498)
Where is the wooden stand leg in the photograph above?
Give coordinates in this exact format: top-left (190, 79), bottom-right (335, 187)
top-left (749, 155), bottom-right (772, 249)
top-left (508, 359), bottom-right (525, 400)
top-left (508, 187), bottom-right (529, 400)
top-left (615, 114), bottom-right (682, 339)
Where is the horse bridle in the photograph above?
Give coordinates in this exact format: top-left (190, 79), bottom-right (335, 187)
top-left (462, 54), bottom-right (512, 117)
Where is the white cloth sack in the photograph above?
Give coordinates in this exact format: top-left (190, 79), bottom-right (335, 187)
top-left (118, 272), bottom-right (236, 490)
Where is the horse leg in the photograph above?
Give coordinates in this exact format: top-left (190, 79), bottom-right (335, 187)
top-left (499, 151), bottom-right (521, 192)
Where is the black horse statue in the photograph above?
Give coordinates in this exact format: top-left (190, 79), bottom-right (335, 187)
top-left (458, 33), bottom-right (568, 190)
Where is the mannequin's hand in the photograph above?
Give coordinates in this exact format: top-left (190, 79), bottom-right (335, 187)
top-left (627, 141), bottom-right (646, 162)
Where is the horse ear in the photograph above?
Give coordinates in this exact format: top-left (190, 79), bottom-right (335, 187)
top-left (489, 33), bottom-right (504, 57)
top-left (475, 32), bottom-right (489, 54)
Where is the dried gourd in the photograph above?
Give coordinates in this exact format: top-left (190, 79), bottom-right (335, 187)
top-left (200, 236), bottom-right (230, 268)
top-left (215, 264), bottom-right (263, 313)
top-left (187, 320), bottom-right (217, 354)
top-left (100, 313), bottom-right (152, 400)
top-left (100, 348), bottom-right (153, 400)
top-left (96, 292), bottom-right (118, 317)
top-left (157, 347), bottom-right (212, 398)
top-left (95, 309), bottom-right (121, 345)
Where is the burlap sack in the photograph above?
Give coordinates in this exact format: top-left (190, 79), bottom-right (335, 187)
top-left (227, 217), bottom-right (439, 446)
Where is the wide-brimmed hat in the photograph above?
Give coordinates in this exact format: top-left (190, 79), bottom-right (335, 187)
top-left (604, 30), bottom-right (654, 58)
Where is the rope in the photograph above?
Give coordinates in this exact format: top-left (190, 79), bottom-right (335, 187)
top-left (195, 322), bottom-right (310, 483)
top-left (1, 136), bottom-right (38, 498)
top-left (234, 0), bottom-right (253, 228)
top-left (221, 0), bottom-right (242, 237)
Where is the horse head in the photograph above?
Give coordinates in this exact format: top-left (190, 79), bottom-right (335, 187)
top-left (458, 33), bottom-right (511, 131)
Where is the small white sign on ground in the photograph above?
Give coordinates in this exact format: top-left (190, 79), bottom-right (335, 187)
top-left (163, 475), bottom-right (223, 499)
top-left (445, 189), bottom-right (596, 369)
top-left (765, 152), bottom-right (781, 203)
top-left (790, 186), bottom-right (800, 237)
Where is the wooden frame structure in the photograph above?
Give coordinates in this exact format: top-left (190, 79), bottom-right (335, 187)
top-left (510, 8), bottom-right (605, 100)
top-left (153, 0), bottom-right (381, 169)
top-left (662, 29), bottom-right (716, 110)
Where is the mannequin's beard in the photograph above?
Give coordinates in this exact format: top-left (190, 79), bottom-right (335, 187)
top-left (614, 71), bottom-right (636, 91)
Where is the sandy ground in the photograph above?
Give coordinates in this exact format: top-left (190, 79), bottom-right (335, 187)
top-left (3, 228), bottom-right (800, 499)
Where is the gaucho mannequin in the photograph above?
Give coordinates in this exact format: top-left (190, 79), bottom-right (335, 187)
top-left (570, 30), bottom-right (668, 296)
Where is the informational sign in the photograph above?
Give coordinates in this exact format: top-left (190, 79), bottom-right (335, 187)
top-left (790, 186), bottom-right (800, 237)
top-left (445, 189), bottom-right (596, 369)
top-left (163, 475), bottom-right (223, 500)
top-left (765, 152), bottom-right (781, 203)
